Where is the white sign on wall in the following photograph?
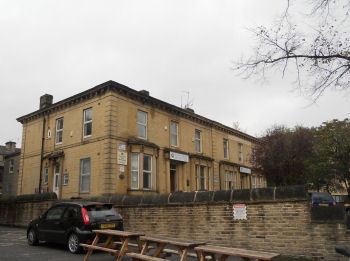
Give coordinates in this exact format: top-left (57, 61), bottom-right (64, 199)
top-left (117, 151), bottom-right (128, 165)
top-left (233, 204), bottom-right (247, 220)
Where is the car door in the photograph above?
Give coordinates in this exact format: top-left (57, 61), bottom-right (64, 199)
top-left (60, 205), bottom-right (81, 237)
top-left (37, 205), bottom-right (67, 243)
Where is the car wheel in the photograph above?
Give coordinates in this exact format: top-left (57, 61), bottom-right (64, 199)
top-left (68, 233), bottom-right (81, 254)
top-left (27, 228), bottom-right (39, 246)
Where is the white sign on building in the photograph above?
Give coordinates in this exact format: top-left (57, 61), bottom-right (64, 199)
top-left (170, 151), bottom-right (189, 162)
top-left (239, 166), bottom-right (252, 175)
top-left (117, 151), bottom-right (128, 165)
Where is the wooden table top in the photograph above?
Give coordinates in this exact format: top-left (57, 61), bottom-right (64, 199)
top-left (92, 229), bottom-right (145, 237)
top-left (141, 235), bottom-right (206, 247)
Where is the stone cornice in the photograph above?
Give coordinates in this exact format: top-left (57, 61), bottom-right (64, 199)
top-left (16, 80), bottom-right (261, 143)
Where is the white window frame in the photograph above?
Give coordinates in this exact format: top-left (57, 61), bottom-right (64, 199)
top-left (196, 165), bottom-right (208, 191)
top-left (143, 154), bottom-right (152, 189)
top-left (238, 143), bottom-right (243, 162)
top-left (226, 171), bottom-right (234, 190)
top-left (9, 159), bottom-right (14, 174)
top-left (252, 176), bottom-right (257, 189)
top-left (80, 158), bottom-right (91, 193)
top-left (55, 117), bottom-right (64, 144)
top-left (170, 121), bottom-right (178, 147)
top-left (137, 110), bottom-right (147, 139)
top-left (223, 138), bottom-right (229, 159)
top-left (44, 166), bottom-right (49, 184)
top-left (83, 108), bottom-right (92, 138)
top-left (63, 173), bottom-right (69, 186)
top-left (131, 153), bottom-right (140, 189)
top-left (195, 129), bottom-right (202, 153)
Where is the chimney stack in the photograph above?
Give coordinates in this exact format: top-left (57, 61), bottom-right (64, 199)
top-left (40, 94), bottom-right (53, 109)
top-left (5, 141), bottom-right (16, 152)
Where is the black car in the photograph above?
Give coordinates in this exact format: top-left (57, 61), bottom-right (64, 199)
top-left (27, 202), bottom-right (124, 253)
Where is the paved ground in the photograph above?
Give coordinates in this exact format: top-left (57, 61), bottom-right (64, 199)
top-left (0, 225), bottom-right (312, 261)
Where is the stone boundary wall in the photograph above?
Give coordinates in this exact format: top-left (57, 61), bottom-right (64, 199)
top-left (0, 186), bottom-right (348, 260)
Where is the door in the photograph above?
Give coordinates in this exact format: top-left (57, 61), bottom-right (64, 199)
top-left (170, 164), bottom-right (177, 192)
top-left (38, 205), bottom-right (67, 242)
top-left (53, 164), bottom-right (60, 197)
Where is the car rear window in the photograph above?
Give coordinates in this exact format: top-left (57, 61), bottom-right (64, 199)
top-left (312, 193), bottom-right (333, 200)
top-left (85, 204), bottom-right (119, 219)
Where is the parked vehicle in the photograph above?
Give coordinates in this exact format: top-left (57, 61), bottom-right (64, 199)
top-left (310, 192), bottom-right (336, 206)
top-left (335, 245), bottom-right (350, 260)
top-left (27, 202), bottom-right (124, 253)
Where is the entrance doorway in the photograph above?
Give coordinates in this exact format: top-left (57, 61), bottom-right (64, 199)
top-left (170, 164), bottom-right (177, 192)
top-left (53, 164), bottom-right (60, 197)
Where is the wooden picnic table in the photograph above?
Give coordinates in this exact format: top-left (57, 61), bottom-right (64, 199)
top-left (194, 245), bottom-right (280, 261)
top-left (80, 229), bottom-right (145, 261)
top-left (139, 235), bottom-right (207, 261)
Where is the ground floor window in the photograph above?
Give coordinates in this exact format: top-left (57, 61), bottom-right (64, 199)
top-left (196, 165), bottom-right (210, 191)
top-left (80, 158), bottom-right (91, 193)
top-left (44, 166), bottom-right (49, 184)
top-left (131, 152), bottom-right (153, 190)
top-left (225, 171), bottom-right (234, 190)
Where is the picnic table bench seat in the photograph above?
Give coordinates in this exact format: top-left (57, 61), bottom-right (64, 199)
top-left (125, 252), bottom-right (168, 261)
top-left (80, 243), bottom-right (118, 254)
top-left (195, 245), bottom-right (280, 261)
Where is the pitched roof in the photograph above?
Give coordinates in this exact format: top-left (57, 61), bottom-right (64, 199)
top-left (17, 80), bottom-right (261, 143)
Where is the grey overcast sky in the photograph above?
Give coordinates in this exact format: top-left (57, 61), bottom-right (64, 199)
top-left (1, 0), bottom-right (349, 147)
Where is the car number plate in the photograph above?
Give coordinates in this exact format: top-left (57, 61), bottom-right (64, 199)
top-left (319, 203), bottom-right (328, 207)
top-left (100, 223), bottom-right (116, 229)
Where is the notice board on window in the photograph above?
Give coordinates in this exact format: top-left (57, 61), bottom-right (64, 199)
top-left (233, 204), bottom-right (247, 220)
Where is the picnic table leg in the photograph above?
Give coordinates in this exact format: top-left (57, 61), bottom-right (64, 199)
top-left (218, 254), bottom-right (228, 261)
top-left (195, 250), bottom-right (205, 261)
top-left (141, 241), bottom-right (151, 255)
top-left (84, 234), bottom-right (100, 261)
top-left (177, 247), bottom-right (188, 261)
top-left (135, 237), bottom-right (143, 252)
top-left (102, 235), bottom-right (113, 248)
top-left (117, 237), bottom-right (130, 261)
top-left (152, 243), bottom-right (166, 257)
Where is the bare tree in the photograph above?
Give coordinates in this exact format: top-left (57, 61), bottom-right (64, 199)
top-left (234, 0), bottom-right (350, 100)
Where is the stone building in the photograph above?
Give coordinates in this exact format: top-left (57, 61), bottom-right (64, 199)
top-left (16, 80), bottom-right (265, 199)
top-left (0, 142), bottom-right (21, 196)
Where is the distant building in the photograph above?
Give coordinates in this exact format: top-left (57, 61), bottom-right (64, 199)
top-left (0, 142), bottom-right (21, 196)
top-left (17, 80), bottom-right (265, 199)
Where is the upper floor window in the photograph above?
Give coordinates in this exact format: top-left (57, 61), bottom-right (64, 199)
top-left (83, 108), bottom-right (92, 138)
top-left (55, 118), bottom-right (64, 144)
top-left (170, 121), bottom-right (178, 147)
top-left (195, 129), bottom-right (202, 153)
top-left (137, 110), bottom-right (147, 139)
top-left (238, 143), bottom-right (243, 162)
top-left (9, 159), bottom-right (14, 174)
top-left (223, 138), bottom-right (229, 159)
top-left (80, 158), bottom-right (91, 193)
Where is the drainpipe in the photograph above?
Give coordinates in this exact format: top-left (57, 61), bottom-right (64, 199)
top-left (39, 116), bottom-right (46, 193)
